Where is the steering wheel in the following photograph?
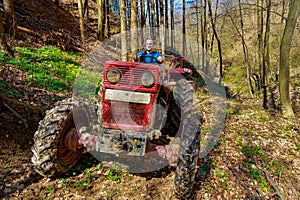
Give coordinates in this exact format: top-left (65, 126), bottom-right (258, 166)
top-left (137, 55), bottom-right (160, 64)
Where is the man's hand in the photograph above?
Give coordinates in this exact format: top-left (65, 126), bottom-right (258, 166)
top-left (134, 54), bottom-right (140, 62)
top-left (157, 56), bottom-right (163, 63)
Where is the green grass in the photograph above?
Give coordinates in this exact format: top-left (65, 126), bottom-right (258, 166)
top-left (241, 145), bottom-right (262, 164)
top-left (223, 65), bottom-right (249, 95)
top-left (1, 46), bottom-right (81, 92)
top-left (226, 105), bottom-right (240, 115)
top-left (47, 186), bottom-right (53, 192)
top-left (107, 168), bottom-right (121, 183)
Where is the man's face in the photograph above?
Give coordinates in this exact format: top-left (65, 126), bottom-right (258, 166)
top-left (145, 40), bottom-right (153, 52)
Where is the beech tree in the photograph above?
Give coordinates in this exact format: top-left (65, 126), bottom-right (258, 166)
top-left (160, 0), bottom-right (165, 57)
top-left (170, 0), bottom-right (174, 48)
top-left (262, 0), bottom-right (271, 109)
top-left (120, 0), bottom-right (127, 61)
top-left (165, 0), bottom-right (169, 46)
top-left (182, 0), bottom-right (186, 55)
top-left (257, 0), bottom-right (263, 91)
top-left (97, 0), bottom-right (104, 42)
top-left (130, 0), bottom-right (138, 56)
top-left (208, 0), bottom-right (222, 82)
top-left (140, 0), bottom-right (146, 42)
top-left (279, 0), bottom-right (299, 119)
top-left (78, 0), bottom-right (85, 44)
top-left (104, 0), bottom-right (110, 38)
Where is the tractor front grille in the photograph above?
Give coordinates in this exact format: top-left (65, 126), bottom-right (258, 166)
top-left (102, 100), bottom-right (153, 131)
top-left (104, 65), bottom-right (159, 89)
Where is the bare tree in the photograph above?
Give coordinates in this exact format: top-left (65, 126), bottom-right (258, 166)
top-left (3, 0), bottom-right (18, 38)
top-left (97, 0), bottom-right (104, 42)
top-left (155, 0), bottom-right (159, 27)
top-left (165, 0), bottom-right (169, 46)
top-left (223, 0), bottom-right (253, 95)
top-left (159, 0), bottom-right (165, 57)
top-left (262, 0), bottom-right (271, 109)
top-left (120, 0), bottom-right (128, 61)
top-left (140, 0), bottom-right (146, 42)
top-left (147, 0), bottom-right (154, 37)
top-left (281, 0), bottom-right (286, 24)
top-left (208, 0), bottom-right (223, 82)
top-left (83, 0), bottom-right (89, 19)
top-left (195, 0), bottom-right (200, 67)
top-left (257, 0), bottom-right (263, 90)
top-left (104, 0), bottom-right (110, 38)
top-left (279, 0), bottom-right (299, 119)
top-left (170, 0), bottom-right (174, 48)
top-left (182, 0), bottom-right (186, 55)
top-left (200, 0), bottom-right (208, 71)
top-left (77, 0), bottom-right (85, 44)
top-left (239, 0), bottom-right (254, 95)
top-left (131, 0), bottom-right (138, 56)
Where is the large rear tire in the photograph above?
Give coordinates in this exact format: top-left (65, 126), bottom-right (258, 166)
top-left (173, 79), bottom-right (202, 199)
top-left (31, 98), bottom-right (92, 177)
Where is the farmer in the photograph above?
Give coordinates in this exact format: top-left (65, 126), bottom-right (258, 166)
top-left (134, 39), bottom-right (163, 64)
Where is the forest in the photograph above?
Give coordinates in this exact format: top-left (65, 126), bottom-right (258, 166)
top-left (0, 0), bottom-right (299, 199)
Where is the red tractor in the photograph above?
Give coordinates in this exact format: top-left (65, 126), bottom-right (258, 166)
top-left (31, 55), bottom-right (203, 199)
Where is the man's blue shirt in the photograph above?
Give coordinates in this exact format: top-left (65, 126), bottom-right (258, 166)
top-left (137, 51), bottom-right (162, 63)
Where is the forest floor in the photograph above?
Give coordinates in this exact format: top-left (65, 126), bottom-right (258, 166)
top-left (1, 0), bottom-right (300, 199)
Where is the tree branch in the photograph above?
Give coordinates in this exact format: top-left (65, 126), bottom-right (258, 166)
top-left (262, 160), bottom-right (285, 200)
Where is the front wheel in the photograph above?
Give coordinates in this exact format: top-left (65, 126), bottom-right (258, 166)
top-left (173, 79), bottom-right (202, 199)
top-left (31, 98), bottom-right (92, 177)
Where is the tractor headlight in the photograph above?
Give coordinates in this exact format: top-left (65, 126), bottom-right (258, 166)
top-left (106, 68), bottom-right (121, 84)
top-left (141, 72), bottom-right (155, 87)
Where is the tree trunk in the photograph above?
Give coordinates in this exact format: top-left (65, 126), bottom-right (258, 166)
top-left (155, 0), bottom-right (159, 38)
top-left (97, 0), bottom-right (104, 42)
top-left (208, 0), bottom-right (222, 82)
top-left (131, 0), bottom-right (138, 56)
top-left (262, 0), bottom-right (271, 109)
top-left (196, 0), bottom-right (200, 66)
top-left (257, 0), bottom-right (263, 90)
top-left (165, 0), bottom-right (168, 47)
top-left (141, 0), bottom-right (146, 42)
top-left (281, 0), bottom-right (286, 24)
top-left (77, 0), bottom-right (85, 44)
top-left (148, 0), bottom-right (154, 37)
top-left (279, 0), bottom-right (299, 119)
top-left (3, 0), bottom-right (18, 38)
top-left (159, 0), bottom-right (164, 57)
top-left (201, 0), bottom-right (208, 71)
top-left (170, 0), bottom-right (174, 48)
top-left (0, 9), bottom-right (13, 56)
top-left (237, 0), bottom-right (254, 96)
top-left (105, 0), bottom-right (110, 38)
top-left (83, 0), bottom-right (89, 19)
top-left (182, 0), bottom-right (186, 56)
top-left (127, 0), bottom-right (131, 28)
top-left (120, 0), bottom-right (127, 61)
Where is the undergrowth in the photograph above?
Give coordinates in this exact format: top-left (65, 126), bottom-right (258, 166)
top-left (1, 46), bottom-right (81, 92)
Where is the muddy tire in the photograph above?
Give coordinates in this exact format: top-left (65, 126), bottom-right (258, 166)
top-left (31, 98), bottom-right (92, 177)
top-left (173, 79), bottom-right (202, 199)
top-left (162, 96), bottom-right (181, 136)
